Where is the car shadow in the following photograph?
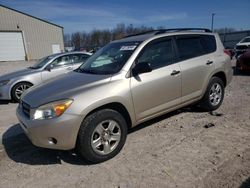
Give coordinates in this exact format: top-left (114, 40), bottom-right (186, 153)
top-left (1, 106), bottom-right (211, 166)
top-left (0, 100), bottom-right (12, 105)
top-left (128, 105), bottom-right (207, 134)
top-left (1, 124), bottom-right (92, 166)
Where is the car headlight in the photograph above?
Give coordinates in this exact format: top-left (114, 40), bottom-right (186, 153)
top-left (0, 80), bottom-right (10, 86)
top-left (32, 99), bottom-right (73, 120)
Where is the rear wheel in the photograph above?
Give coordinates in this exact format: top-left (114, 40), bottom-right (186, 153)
top-left (11, 82), bottom-right (33, 102)
top-left (200, 77), bottom-right (224, 111)
top-left (77, 109), bottom-right (127, 163)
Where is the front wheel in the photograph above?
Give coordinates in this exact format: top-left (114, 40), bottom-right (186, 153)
top-left (199, 77), bottom-right (225, 111)
top-left (11, 82), bottom-right (33, 102)
top-left (77, 109), bottom-right (127, 163)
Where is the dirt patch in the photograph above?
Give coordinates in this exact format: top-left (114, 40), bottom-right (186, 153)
top-left (203, 149), bottom-right (250, 188)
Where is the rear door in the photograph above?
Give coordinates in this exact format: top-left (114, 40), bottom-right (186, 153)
top-left (41, 55), bottom-right (73, 81)
top-left (174, 34), bottom-right (216, 102)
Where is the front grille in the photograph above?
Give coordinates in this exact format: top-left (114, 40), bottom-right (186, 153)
top-left (21, 101), bottom-right (31, 118)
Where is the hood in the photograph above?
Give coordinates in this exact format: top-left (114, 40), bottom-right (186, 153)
top-left (0, 68), bottom-right (39, 81)
top-left (22, 71), bottom-right (111, 108)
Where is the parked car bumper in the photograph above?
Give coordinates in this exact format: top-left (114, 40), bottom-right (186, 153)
top-left (16, 104), bottom-right (82, 150)
top-left (0, 85), bottom-right (11, 100)
top-left (236, 60), bottom-right (250, 71)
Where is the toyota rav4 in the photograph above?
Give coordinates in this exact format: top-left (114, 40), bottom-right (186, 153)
top-left (16, 28), bottom-right (233, 163)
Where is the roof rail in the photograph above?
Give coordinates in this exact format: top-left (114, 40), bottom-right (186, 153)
top-left (154, 28), bottom-right (212, 35)
top-left (123, 28), bottom-right (212, 38)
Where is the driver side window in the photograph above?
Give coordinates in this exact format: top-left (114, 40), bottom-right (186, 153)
top-left (137, 39), bottom-right (174, 70)
top-left (50, 55), bottom-right (71, 68)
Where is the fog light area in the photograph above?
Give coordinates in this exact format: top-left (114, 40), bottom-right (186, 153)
top-left (48, 137), bottom-right (57, 145)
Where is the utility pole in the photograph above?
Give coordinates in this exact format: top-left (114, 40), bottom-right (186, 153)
top-left (211, 13), bottom-right (215, 32)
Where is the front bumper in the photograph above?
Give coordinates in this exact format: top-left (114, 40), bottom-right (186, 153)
top-left (16, 104), bottom-right (83, 150)
top-left (0, 85), bottom-right (11, 100)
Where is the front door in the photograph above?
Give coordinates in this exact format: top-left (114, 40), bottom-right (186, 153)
top-left (41, 55), bottom-right (73, 81)
top-left (130, 38), bottom-right (182, 122)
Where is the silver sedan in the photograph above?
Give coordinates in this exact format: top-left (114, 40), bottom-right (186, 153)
top-left (0, 51), bottom-right (92, 102)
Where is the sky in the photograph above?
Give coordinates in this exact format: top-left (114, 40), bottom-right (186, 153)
top-left (0, 0), bottom-right (250, 34)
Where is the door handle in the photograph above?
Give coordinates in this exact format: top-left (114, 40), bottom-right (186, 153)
top-left (67, 67), bottom-right (73, 70)
top-left (171, 70), bottom-right (181, 76)
top-left (206, 60), bottom-right (213, 65)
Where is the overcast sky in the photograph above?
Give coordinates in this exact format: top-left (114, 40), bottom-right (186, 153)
top-left (1, 0), bottom-right (250, 33)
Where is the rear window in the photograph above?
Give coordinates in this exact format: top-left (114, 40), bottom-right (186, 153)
top-left (176, 35), bottom-right (216, 61)
top-left (200, 35), bottom-right (217, 54)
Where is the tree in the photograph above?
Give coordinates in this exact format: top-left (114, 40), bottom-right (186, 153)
top-left (64, 34), bottom-right (71, 47)
top-left (214, 27), bottom-right (237, 33)
top-left (100, 29), bottom-right (112, 46)
top-left (64, 24), bottom-right (161, 49)
top-left (71, 32), bottom-right (81, 49)
top-left (112, 23), bottom-right (126, 40)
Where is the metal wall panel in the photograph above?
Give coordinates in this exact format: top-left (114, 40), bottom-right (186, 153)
top-left (0, 6), bottom-right (64, 60)
top-left (219, 30), bottom-right (250, 49)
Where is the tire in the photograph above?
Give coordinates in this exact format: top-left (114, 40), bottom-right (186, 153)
top-left (77, 109), bottom-right (128, 163)
top-left (199, 77), bottom-right (225, 111)
top-left (11, 82), bottom-right (33, 102)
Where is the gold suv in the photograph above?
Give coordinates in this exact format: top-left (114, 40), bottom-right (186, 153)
top-left (17, 28), bottom-right (233, 163)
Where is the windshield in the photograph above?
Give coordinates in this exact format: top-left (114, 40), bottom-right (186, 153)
top-left (241, 37), bottom-right (250, 43)
top-left (30, 56), bottom-right (53, 69)
top-left (77, 41), bottom-right (140, 75)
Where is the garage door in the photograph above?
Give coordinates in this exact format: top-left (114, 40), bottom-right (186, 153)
top-left (0, 32), bottom-right (26, 61)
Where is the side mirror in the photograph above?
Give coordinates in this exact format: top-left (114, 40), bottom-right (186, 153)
top-left (132, 62), bottom-right (152, 75)
top-left (45, 64), bottom-right (52, 72)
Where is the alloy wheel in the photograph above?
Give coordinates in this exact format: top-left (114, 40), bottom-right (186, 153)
top-left (15, 84), bottom-right (31, 100)
top-left (91, 120), bottom-right (121, 155)
top-left (209, 83), bottom-right (222, 106)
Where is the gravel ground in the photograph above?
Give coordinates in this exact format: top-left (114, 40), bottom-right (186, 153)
top-left (0, 61), bottom-right (35, 135)
top-left (0, 60), bottom-right (250, 188)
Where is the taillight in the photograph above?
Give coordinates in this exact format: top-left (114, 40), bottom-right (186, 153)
top-left (224, 49), bottom-right (231, 57)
